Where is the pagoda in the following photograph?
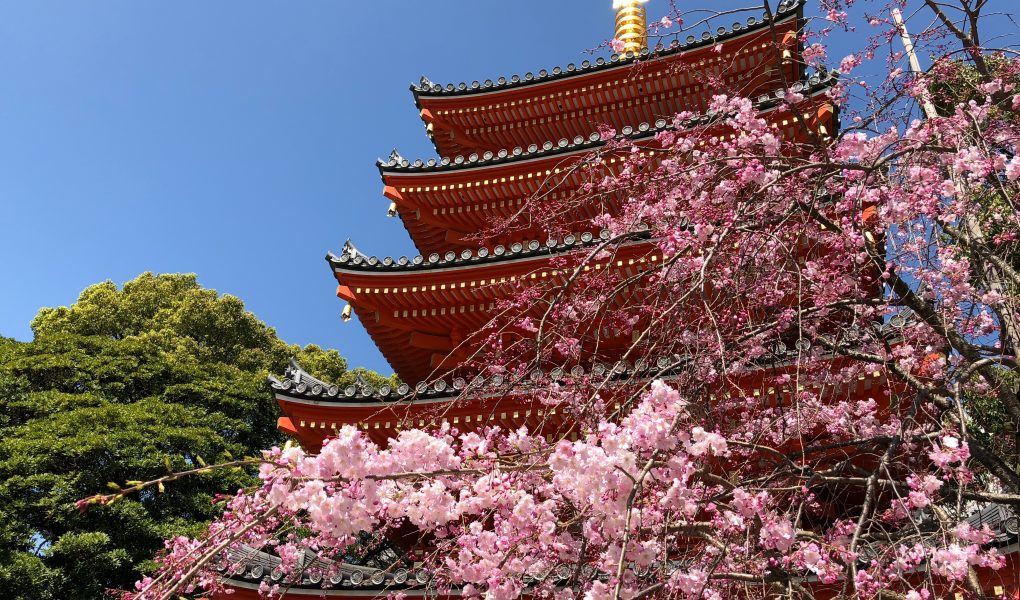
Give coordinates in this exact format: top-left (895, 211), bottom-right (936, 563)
top-left (214, 2), bottom-right (1019, 598)
top-left (273, 0), bottom-right (843, 450)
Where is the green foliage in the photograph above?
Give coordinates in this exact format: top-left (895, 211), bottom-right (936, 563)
top-left (295, 343), bottom-right (397, 389)
top-left (0, 273), bottom-right (392, 599)
top-left (965, 368), bottom-right (1020, 475)
top-left (929, 54), bottom-right (1020, 123)
top-left (929, 60), bottom-right (1020, 460)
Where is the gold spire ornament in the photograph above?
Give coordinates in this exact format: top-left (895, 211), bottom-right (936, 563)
top-left (613, 0), bottom-right (649, 54)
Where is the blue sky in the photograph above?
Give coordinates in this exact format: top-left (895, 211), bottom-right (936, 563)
top-left (0, 1), bottom-right (1015, 376)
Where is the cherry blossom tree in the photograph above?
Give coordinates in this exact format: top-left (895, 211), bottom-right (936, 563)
top-left (93, 1), bottom-right (1020, 598)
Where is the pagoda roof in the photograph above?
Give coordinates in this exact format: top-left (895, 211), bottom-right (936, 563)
top-left (384, 72), bottom-right (835, 175)
top-left (270, 360), bottom-right (425, 405)
top-left (217, 544), bottom-right (425, 594)
top-left (274, 338), bottom-right (906, 448)
top-left (384, 117), bottom-right (667, 174)
top-left (274, 308), bottom-right (925, 409)
top-left (411, 0), bottom-right (803, 100)
top-left (410, 1), bottom-right (805, 157)
top-left (271, 353), bottom-right (699, 448)
top-left (328, 233), bottom-right (659, 384)
top-left (332, 238), bottom-right (904, 392)
top-left (966, 504), bottom-right (1020, 544)
top-left (382, 73), bottom-right (838, 256)
top-left (272, 351), bottom-right (720, 409)
top-left (271, 349), bottom-right (849, 407)
top-left (328, 228), bottom-right (623, 274)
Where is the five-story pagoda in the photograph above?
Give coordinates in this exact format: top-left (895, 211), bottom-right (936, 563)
top-left (211, 3), bottom-right (1020, 600)
top-left (273, 0), bottom-right (837, 450)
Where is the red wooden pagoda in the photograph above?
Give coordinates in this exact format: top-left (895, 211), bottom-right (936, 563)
top-left (272, 0), bottom-right (844, 450)
top-left (215, 2), bottom-right (1020, 598)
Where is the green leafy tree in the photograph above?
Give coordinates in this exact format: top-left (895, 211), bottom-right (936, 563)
top-left (0, 273), bottom-right (393, 599)
top-left (927, 57), bottom-right (1020, 477)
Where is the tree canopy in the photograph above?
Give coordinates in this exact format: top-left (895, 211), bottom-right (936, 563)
top-left (0, 273), bottom-right (394, 599)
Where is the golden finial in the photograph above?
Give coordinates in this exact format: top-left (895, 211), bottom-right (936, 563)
top-left (613, 0), bottom-right (649, 54)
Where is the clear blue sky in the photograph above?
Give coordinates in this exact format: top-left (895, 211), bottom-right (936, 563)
top-left (0, 1), bottom-right (1015, 376)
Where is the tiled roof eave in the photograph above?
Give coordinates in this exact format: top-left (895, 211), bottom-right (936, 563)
top-left (218, 545), bottom-right (425, 593)
top-left (327, 229), bottom-right (650, 275)
top-left (272, 344), bottom-right (907, 407)
top-left (221, 579), bottom-right (437, 597)
top-left (381, 73), bottom-right (837, 177)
